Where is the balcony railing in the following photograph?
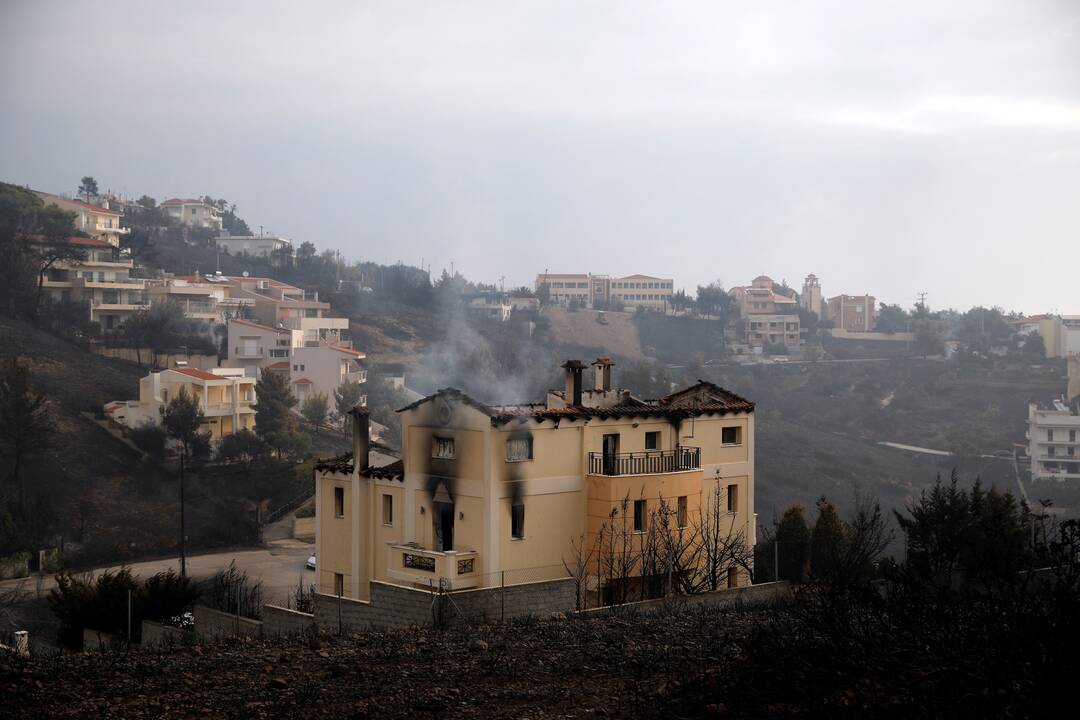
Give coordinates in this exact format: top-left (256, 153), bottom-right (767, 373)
top-left (588, 446), bottom-right (701, 476)
top-left (233, 346), bottom-right (264, 358)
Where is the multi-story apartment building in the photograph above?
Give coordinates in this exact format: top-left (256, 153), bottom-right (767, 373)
top-left (215, 235), bottom-right (293, 263)
top-left (227, 318), bottom-right (366, 405)
top-left (145, 274), bottom-right (255, 325)
top-left (728, 276), bottom-right (800, 349)
top-left (535, 273), bottom-right (674, 310)
top-left (314, 357), bottom-right (755, 603)
top-left (222, 275), bottom-right (350, 345)
top-left (160, 198), bottom-right (223, 231)
top-left (33, 191), bottom-right (129, 246)
top-left (1026, 356), bottom-right (1080, 481)
top-left (106, 367), bottom-right (256, 442)
top-left (32, 190), bottom-right (147, 330)
top-left (800, 274), bottom-right (823, 317)
top-left (826, 294), bottom-right (876, 332)
top-left (37, 236), bottom-right (148, 331)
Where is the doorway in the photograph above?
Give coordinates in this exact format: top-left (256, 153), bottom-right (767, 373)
top-left (602, 433), bottom-right (620, 475)
top-left (434, 501), bottom-right (454, 551)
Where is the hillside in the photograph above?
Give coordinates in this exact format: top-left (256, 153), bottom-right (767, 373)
top-left (0, 319), bottom-right (299, 566)
top-left (707, 358), bottom-right (1063, 522)
top-left (541, 307), bottom-right (644, 360)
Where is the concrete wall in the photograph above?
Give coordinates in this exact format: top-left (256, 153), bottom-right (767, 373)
top-left (262, 605), bottom-right (316, 636)
top-left (91, 346), bottom-right (220, 370)
top-left (140, 620), bottom-right (190, 648)
top-left (82, 628), bottom-right (123, 652)
top-left (193, 605), bottom-right (263, 639)
top-left (314, 577), bottom-right (576, 632)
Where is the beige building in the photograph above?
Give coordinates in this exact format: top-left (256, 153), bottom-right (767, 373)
top-left (161, 198), bottom-right (223, 231)
top-left (314, 358), bottom-right (755, 603)
top-left (728, 276), bottom-right (800, 349)
top-left (106, 367), bottom-right (256, 442)
top-left (535, 273), bottom-right (590, 305)
top-left (800, 274), bottom-right (823, 317)
top-left (227, 318), bottom-right (366, 405)
top-left (535, 273), bottom-right (674, 310)
top-left (826, 294), bottom-right (876, 332)
top-left (33, 191), bottom-right (129, 246)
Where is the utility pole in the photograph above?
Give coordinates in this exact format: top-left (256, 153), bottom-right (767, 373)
top-left (179, 451), bottom-right (187, 578)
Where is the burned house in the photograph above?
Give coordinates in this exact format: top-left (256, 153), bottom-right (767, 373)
top-left (314, 358), bottom-right (755, 603)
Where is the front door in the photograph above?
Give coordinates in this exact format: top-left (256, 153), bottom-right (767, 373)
top-left (434, 502), bottom-right (454, 551)
top-left (602, 433), bottom-right (620, 475)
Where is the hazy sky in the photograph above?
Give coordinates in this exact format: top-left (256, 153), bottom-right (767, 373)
top-left (2, 1), bottom-right (1078, 312)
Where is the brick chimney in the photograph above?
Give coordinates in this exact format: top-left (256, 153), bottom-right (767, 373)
top-left (592, 357), bottom-right (614, 391)
top-left (562, 360), bottom-right (585, 406)
top-left (352, 406), bottom-right (370, 472)
top-left (1068, 354), bottom-right (1080, 404)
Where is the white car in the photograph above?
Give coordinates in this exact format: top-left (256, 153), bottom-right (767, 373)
top-left (306, 554), bottom-right (316, 570)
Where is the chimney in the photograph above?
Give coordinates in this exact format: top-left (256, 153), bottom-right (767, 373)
top-left (592, 357), bottom-right (614, 391)
top-left (352, 406), bottom-right (370, 473)
top-left (1068, 354), bottom-right (1080, 404)
top-left (562, 360), bottom-right (585, 406)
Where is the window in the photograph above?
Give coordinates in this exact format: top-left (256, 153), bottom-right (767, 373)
top-left (1048, 429), bottom-right (1054, 442)
top-left (633, 500), bottom-right (646, 533)
top-left (506, 436), bottom-right (533, 462)
top-left (432, 436), bottom-right (455, 459)
top-left (727, 567), bottom-right (738, 588)
top-left (645, 431), bottom-right (660, 451)
top-left (677, 496), bottom-right (687, 528)
top-left (722, 426), bottom-right (741, 445)
top-left (1049, 446), bottom-right (1056, 457)
top-left (334, 487), bottom-right (345, 517)
top-left (333, 573), bottom-right (344, 596)
top-left (727, 484), bottom-right (738, 513)
top-left (382, 494), bottom-right (393, 526)
top-left (1072, 430), bottom-right (1077, 443)
top-left (511, 501), bottom-right (525, 539)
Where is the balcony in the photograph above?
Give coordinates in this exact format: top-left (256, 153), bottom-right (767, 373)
top-left (588, 446), bottom-right (701, 476)
top-left (233, 346), bottom-right (264, 358)
top-left (387, 544), bottom-right (480, 589)
top-left (344, 370), bottom-right (367, 384)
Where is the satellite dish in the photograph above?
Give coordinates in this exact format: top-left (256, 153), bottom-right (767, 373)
top-left (242, 271), bottom-right (249, 277)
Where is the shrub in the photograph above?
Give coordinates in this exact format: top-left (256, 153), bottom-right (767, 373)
top-left (130, 421), bottom-right (167, 459)
top-left (294, 504), bottom-right (315, 519)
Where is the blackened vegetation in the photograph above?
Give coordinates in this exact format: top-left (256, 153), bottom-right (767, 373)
top-left (671, 475), bottom-right (1080, 718)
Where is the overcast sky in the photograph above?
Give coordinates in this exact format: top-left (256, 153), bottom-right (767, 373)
top-left (2, 1), bottom-right (1078, 312)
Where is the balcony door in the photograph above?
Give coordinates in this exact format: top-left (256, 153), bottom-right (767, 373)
top-left (602, 433), bottom-right (620, 476)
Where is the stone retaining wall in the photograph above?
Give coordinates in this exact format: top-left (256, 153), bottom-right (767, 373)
top-left (579, 581), bottom-right (793, 618)
top-left (314, 577), bottom-right (577, 632)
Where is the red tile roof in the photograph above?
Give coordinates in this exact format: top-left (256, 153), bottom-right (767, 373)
top-left (170, 368), bottom-right (222, 381)
top-left (36, 192), bottom-right (122, 215)
top-left (266, 361), bottom-right (290, 370)
top-left (398, 382), bottom-right (754, 427)
top-left (618, 274), bottom-right (668, 280)
top-left (292, 378), bottom-right (313, 385)
top-left (329, 344), bottom-right (365, 358)
top-left (230, 318), bottom-right (291, 334)
top-left (30, 235), bottom-right (113, 248)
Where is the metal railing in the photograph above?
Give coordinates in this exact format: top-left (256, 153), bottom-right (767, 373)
top-left (588, 446), bottom-right (701, 476)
